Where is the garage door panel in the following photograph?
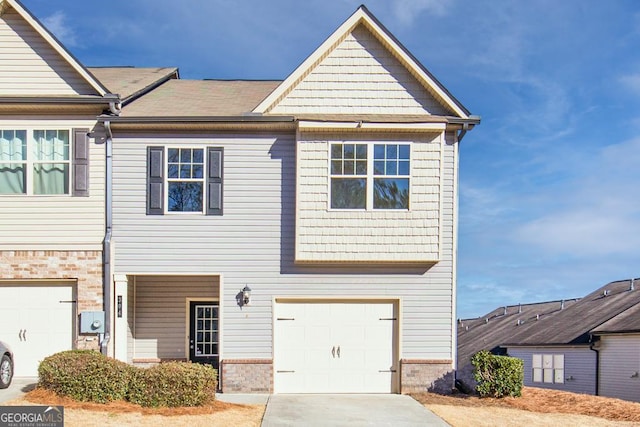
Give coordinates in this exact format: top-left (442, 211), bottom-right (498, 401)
top-left (0, 284), bottom-right (74, 377)
top-left (274, 300), bottom-right (397, 393)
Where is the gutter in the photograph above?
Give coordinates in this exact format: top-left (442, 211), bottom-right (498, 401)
top-left (97, 115), bottom-right (296, 124)
top-left (0, 95), bottom-right (120, 104)
top-left (589, 336), bottom-right (600, 396)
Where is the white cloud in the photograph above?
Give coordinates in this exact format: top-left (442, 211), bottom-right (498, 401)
top-left (42, 11), bottom-right (77, 47)
top-left (391, 0), bottom-right (453, 25)
top-left (620, 73), bottom-right (640, 94)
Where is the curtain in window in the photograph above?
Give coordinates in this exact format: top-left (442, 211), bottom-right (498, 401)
top-left (33, 130), bottom-right (69, 195)
top-left (0, 131), bottom-right (26, 194)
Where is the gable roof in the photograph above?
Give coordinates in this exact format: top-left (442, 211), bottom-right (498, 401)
top-left (1, 0), bottom-right (108, 97)
top-left (118, 80), bottom-right (282, 117)
top-left (504, 279), bottom-right (640, 346)
top-left (88, 67), bottom-right (178, 103)
top-left (457, 299), bottom-right (580, 370)
top-left (253, 5), bottom-right (471, 118)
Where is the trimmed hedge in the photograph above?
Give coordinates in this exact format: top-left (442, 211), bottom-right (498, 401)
top-left (38, 350), bottom-right (217, 407)
top-left (38, 350), bottom-right (132, 403)
top-left (471, 350), bottom-right (523, 398)
top-left (128, 362), bottom-right (217, 407)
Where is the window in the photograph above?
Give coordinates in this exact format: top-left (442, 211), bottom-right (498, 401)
top-left (167, 148), bottom-right (204, 212)
top-left (330, 142), bottom-right (410, 210)
top-left (532, 354), bottom-right (564, 384)
top-left (147, 146), bottom-right (223, 215)
top-left (0, 128), bottom-right (88, 196)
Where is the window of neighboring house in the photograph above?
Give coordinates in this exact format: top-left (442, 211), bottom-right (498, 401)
top-left (330, 142), bottom-right (410, 210)
top-left (147, 146), bottom-right (223, 215)
top-left (0, 128), bottom-right (88, 196)
top-left (532, 354), bottom-right (564, 384)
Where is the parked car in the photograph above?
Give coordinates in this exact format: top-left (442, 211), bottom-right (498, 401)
top-left (0, 341), bottom-right (13, 389)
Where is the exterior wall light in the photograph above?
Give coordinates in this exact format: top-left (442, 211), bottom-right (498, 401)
top-left (242, 285), bottom-right (252, 306)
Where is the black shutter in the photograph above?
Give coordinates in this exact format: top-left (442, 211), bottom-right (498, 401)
top-left (206, 147), bottom-right (223, 216)
top-left (72, 128), bottom-right (90, 197)
top-left (147, 146), bottom-right (164, 215)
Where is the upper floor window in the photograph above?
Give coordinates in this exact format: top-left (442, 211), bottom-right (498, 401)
top-left (330, 142), bottom-right (410, 210)
top-left (0, 128), bottom-right (88, 196)
top-left (147, 146), bottom-right (223, 215)
top-left (167, 148), bottom-right (204, 212)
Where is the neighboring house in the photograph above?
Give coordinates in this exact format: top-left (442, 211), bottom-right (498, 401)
top-left (456, 298), bottom-right (580, 390)
top-left (458, 278), bottom-right (640, 402)
top-left (591, 294), bottom-right (640, 402)
top-left (0, 0), bottom-right (118, 376)
top-left (104, 6), bottom-right (479, 394)
top-left (2, 1), bottom-right (481, 393)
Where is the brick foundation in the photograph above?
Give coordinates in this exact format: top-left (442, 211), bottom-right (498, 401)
top-left (0, 250), bottom-right (103, 350)
top-left (221, 359), bottom-right (273, 393)
top-left (400, 359), bottom-right (454, 394)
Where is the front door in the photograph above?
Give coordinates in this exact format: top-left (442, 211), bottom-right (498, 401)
top-left (188, 301), bottom-right (219, 369)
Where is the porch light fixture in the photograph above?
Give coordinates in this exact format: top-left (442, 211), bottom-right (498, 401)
top-left (242, 285), bottom-right (252, 306)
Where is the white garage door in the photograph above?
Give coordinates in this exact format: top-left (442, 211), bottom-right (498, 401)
top-left (0, 283), bottom-right (74, 377)
top-left (274, 300), bottom-right (397, 393)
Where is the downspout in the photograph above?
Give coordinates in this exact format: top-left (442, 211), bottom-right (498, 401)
top-left (100, 115), bottom-right (115, 355)
top-left (589, 336), bottom-right (600, 396)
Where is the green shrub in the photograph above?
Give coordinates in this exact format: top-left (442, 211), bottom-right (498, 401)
top-left (128, 362), bottom-right (217, 407)
top-left (471, 350), bottom-right (523, 398)
top-left (38, 350), bottom-right (133, 403)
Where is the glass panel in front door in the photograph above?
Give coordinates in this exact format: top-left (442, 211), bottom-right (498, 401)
top-left (189, 301), bottom-right (219, 369)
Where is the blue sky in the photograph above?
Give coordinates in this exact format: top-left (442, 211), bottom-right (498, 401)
top-left (21, 0), bottom-right (640, 318)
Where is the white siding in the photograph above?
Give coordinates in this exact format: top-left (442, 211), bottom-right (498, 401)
top-left (270, 25), bottom-right (450, 116)
top-left (132, 275), bottom-right (219, 361)
top-left (0, 118), bottom-right (105, 249)
top-left (598, 334), bottom-right (640, 402)
top-left (508, 347), bottom-right (596, 395)
top-left (295, 131), bottom-right (442, 262)
top-left (0, 8), bottom-right (95, 96)
top-left (112, 132), bottom-right (456, 362)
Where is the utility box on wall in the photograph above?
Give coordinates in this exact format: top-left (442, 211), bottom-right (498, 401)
top-left (79, 311), bottom-right (105, 333)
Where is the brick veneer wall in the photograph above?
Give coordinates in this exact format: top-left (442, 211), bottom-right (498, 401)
top-left (0, 250), bottom-right (103, 350)
top-left (400, 359), bottom-right (454, 394)
top-left (221, 359), bottom-right (273, 393)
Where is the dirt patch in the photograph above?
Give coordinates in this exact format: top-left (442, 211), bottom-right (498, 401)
top-left (413, 386), bottom-right (640, 423)
top-left (3, 388), bottom-right (265, 427)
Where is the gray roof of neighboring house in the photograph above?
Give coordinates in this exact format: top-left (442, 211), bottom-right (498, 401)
top-left (87, 67), bottom-right (179, 102)
top-left (591, 298), bottom-right (640, 334)
top-left (119, 79), bottom-right (282, 117)
top-left (457, 299), bottom-right (580, 370)
top-left (503, 278), bottom-right (640, 346)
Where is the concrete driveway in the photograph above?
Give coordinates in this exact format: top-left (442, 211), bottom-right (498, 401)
top-left (261, 394), bottom-right (450, 426)
top-left (0, 377), bottom-right (37, 404)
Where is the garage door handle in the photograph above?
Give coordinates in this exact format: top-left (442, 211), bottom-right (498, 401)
top-left (337, 346), bottom-right (340, 358)
top-left (332, 346), bottom-right (335, 358)
top-left (379, 369), bottom-right (397, 373)
top-left (277, 370), bottom-right (295, 373)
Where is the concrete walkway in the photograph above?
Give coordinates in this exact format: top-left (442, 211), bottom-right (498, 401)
top-left (0, 377), bottom-right (37, 404)
top-left (261, 394), bottom-right (450, 427)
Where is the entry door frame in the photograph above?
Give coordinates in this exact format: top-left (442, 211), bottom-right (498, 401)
top-left (272, 297), bottom-right (401, 393)
top-left (186, 298), bottom-right (219, 369)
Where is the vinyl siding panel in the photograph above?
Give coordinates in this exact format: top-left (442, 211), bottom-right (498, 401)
top-left (0, 118), bottom-right (105, 249)
top-left (598, 334), bottom-right (640, 402)
top-left (295, 131), bottom-right (443, 262)
top-left (507, 347), bottom-right (596, 395)
top-left (112, 132), bottom-right (455, 361)
top-left (132, 275), bottom-right (219, 360)
top-left (270, 25), bottom-right (450, 116)
top-left (0, 8), bottom-right (95, 95)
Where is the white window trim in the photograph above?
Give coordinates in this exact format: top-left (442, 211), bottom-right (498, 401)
top-left (164, 146), bottom-right (205, 215)
top-left (328, 141), bottom-right (412, 211)
top-left (0, 128), bottom-right (72, 196)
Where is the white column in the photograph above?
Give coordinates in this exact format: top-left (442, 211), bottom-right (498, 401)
top-left (113, 274), bottom-right (129, 362)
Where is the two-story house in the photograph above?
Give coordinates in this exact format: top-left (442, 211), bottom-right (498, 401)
top-left (0, 0), bottom-right (117, 376)
top-left (2, 0), bottom-right (479, 393)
